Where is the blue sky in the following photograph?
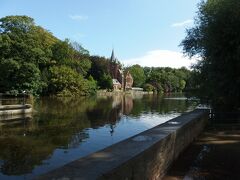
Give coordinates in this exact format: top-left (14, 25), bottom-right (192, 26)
top-left (0, 0), bottom-right (200, 68)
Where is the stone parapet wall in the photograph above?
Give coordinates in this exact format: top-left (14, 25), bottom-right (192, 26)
top-left (36, 109), bottom-right (209, 180)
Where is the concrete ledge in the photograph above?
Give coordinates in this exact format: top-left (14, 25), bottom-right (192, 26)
top-left (36, 109), bottom-right (209, 180)
top-left (0, 104), bottom-right (32, 116)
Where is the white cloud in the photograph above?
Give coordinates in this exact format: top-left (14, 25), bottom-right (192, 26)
top-left (171, 19), bottom-right (193, 27)
top-left (122, 50), bottom-right (197, 69)
top-left (69, 15), bottom-right (88, 21)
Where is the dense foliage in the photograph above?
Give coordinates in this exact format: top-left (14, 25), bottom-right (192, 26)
top-left (126, 65), bottom-right (193, 93)
top-left (0, 15), bottom-right (96, 96)
top-left (0, 15), bottom-right (194, 96)
top-left (181, 0), bottom-right (240, 111)
top-left (127, 64), bottom-right (146, 87)
top-left (88, 56), bottom-right (113, 90)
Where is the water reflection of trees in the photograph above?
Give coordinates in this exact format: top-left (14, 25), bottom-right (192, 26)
top-left (0, 117), bottom-right (90, 175)
top-left (0, 97), bottom-right (96, 176)
top-left (0, 94), bottom-right (197, 176)
top-left (130, 94), bottom-right (197, 117)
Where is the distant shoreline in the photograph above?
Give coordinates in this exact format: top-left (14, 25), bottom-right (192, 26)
top-left (96, 90), bottom-right (154, 96)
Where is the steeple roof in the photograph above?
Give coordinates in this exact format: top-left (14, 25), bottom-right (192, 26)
top-left (110, 49), bottom-right (115, 62)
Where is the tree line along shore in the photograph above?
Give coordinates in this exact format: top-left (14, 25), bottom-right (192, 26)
top-left (1, 0), bottom-right (239, 113)
top-left (0, 15), bottom-right (195, 97)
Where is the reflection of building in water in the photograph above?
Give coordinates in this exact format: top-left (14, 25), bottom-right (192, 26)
top-left (122, 95), bottom-right (133, 115)
top-left (111, 95), bottom-right (133, 115)
top-left (86, 95), bottom-right (134, 136)
top-left (108, 95), bottom-right (134, 135)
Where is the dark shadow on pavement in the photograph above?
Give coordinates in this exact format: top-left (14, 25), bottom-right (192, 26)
top-left (163, 123), bottom-right (240, 180)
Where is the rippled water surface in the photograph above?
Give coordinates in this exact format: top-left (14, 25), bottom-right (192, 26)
top-left (0, 93), bottom-right (198, 179)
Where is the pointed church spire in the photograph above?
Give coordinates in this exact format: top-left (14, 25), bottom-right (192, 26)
top-left (110, 49), bottom-right (115, 62)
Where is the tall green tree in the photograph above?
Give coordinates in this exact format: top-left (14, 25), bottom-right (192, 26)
top-left (145, 67), bottom-right (190, 93)
top-left (49, 66), bottom-right (96, 96)
top-left (127, 64), bottom-right (146, 87)
top-left (88, 56), bottom-right (111, 89)
top-left (99, 73), bottom-right (113, 90)
top-left (181, 0), bottom-right (240, 111)
top-left (0, 16), bottom-right (48, 94)
top-left (0, 15), bottom-right (96, 96)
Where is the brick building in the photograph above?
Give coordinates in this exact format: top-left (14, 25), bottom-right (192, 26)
top-left (109, 50), bottom-right (133, 91)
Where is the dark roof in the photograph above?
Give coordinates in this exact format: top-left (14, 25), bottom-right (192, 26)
top-left (110, 49), bottom-right (115, 62)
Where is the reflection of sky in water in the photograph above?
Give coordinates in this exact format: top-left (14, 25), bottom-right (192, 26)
top-left (0, 94), bottom-right (198, 179)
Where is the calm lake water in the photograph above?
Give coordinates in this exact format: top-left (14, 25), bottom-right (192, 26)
top-left (0, 93), bottom-right (198, 179)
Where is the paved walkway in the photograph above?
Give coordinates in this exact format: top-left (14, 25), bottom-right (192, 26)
top-left (163, 123), bottom-right (240, 180)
